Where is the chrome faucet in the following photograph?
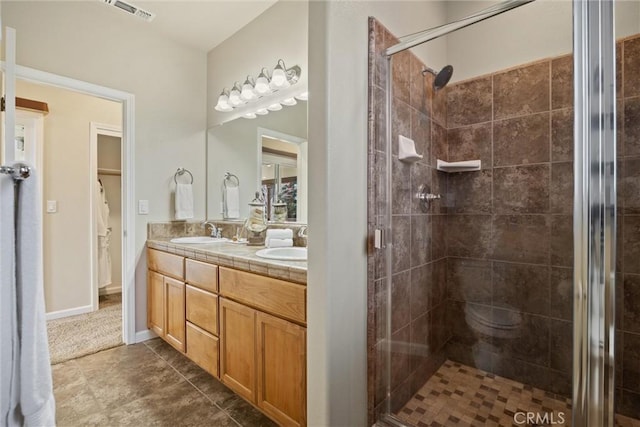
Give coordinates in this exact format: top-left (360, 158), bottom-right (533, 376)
top-left (202, 221), bottom-right (218, 238)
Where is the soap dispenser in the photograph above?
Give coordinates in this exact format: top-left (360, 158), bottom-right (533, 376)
top-left (246, 191), bottom-right (267, 246)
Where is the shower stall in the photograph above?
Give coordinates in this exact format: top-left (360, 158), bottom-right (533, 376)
top-left (368, 0), bottom-right (640, 425)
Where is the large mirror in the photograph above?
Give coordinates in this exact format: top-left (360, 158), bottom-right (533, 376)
top-left (207, 100), bottom-right (307, 223)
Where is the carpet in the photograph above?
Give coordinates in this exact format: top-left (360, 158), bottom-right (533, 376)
top-left (47, 293), bottom-right (123, 364)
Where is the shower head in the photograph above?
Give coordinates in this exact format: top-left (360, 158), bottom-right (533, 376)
top-left (422, 65), bottom-right (454, 90)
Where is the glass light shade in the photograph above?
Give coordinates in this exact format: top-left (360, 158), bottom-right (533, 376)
top-left (243, 113), bottom-right (257, 119)
top-left (214, 90), bottom-right (233, 112)
top-left (267, 103), bottom-right (282, 111)
top-left (241, 78), bottom-right (257, 102)
top-left (281, 97), bottom-right (297, 106)
top-left (270, 61), bottom-right (290, 89)
top-left (295, 91), bottom-right (308, 101)
top-left (256, 108), bottom-right (269, 115)
top-left (255, 70), bottom-right (272, 95)
top-left (228, 83), bottom-right (244, 107)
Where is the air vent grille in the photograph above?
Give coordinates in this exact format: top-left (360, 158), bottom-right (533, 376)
top-left (102, 0), bottom-right (155, 22)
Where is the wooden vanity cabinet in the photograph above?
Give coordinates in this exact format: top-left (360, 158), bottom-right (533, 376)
top-left (219, 267), bottom-right (307, 427)
top-left (147, 247), bottom-right (307, 426)
top-left (147, 249), bottom-right (185, 352)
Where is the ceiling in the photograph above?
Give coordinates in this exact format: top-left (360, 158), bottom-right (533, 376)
top-left (127, 0), bottom-right (278, 52)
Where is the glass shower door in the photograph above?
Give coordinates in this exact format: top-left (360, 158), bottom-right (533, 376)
top-left (367, 0), bottom-right (633, 425)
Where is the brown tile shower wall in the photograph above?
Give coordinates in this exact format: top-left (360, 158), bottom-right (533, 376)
top-left (367, 18), bottom-right (450, 423)
top-left (443, 34), bottom-right (640, 419)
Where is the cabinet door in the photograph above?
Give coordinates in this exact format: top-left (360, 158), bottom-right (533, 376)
top-left (164, 276), bottom-right (185, 352)
top-left (186, 321), bottom-right (219, 377)
top-left (256, 311), bottom-right (306, 427)
top-left (219, 298), bottom-right (256, 402)
top-left (147, 270), bottom-right (165, 336)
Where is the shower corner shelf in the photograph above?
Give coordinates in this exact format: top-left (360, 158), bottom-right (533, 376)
top-left (436, 159), bottom-right (481, 173)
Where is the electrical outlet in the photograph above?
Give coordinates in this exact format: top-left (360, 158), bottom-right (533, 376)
top-left (46, 200), bottom-right (57, 213)
top-left (138, 200), bottom-right (149, 215)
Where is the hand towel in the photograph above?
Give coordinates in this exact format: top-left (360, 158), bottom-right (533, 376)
top-left (266, 238), bottom-right (293, 248)
top-left (2, 166), bottom-right (56, 426)
top-left (1, 170), bottom-right (17, 425)
top-left (175, 183), bottom-right (194, 220)
top-left (266, 228), bottom-right (293, 240)
top-left (225, 186), bottom-right (240, 219)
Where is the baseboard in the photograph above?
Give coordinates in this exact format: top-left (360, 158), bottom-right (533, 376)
top-left (135, 329), bottom-right (157, 343)
top-left (99, 283), bottom-right (122, 296)
top-left (46, 304), bottom-right (94, 321)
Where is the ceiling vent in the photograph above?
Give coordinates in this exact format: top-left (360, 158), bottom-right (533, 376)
top-left (103, 0), bottom-right (156, 22)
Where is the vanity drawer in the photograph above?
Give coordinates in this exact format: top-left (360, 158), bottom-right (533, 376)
top-left (186, 259), bottom-right (218, 293)
top-left (219, 267), bottom-right (306, 325)
top-left (148, 249), bottom-right (184, 280)
top-left (186, 284), bottom-right (218, 335)
top-left (186, 321), bottom-right (219, 378)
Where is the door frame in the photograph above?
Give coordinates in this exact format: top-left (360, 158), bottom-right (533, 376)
top-left (8, 64), bottom-right (137, 345)
top-left (90, 122), bottom-right (123, 312)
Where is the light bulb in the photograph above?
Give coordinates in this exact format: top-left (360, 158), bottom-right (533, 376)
top-left (255, 68), bottom-right (272, 95)
top-left (214, 90), bottom-right (233, 112)
top-left (269, 60), bottom-right (290, 89)
top-left (295, 91), bottom-right (308, 101)
top-left (228, 83), bottom-right (243, 107)
top-left (267, 103), bottom-right (282, 111)
top-left (281, 97), bottom-right (297, 106)
top-left (256, 109), bottom-right (269, 115)
top-left (240, 77), bottom-right (257, 102)
top-left (243, 113), bottom-right (257, 119)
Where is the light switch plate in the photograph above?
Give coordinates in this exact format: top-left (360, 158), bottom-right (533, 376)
top-left (138, 200), bottom-right (149, 215)
top-left (46, 200), bottom-right (57, 213)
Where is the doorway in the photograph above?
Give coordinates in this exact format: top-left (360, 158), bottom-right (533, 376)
top-left (10, 65), bottom-right (137, 354)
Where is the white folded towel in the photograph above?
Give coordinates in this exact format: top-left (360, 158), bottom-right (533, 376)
top-left (225, 186), bottom-right (240, 219)
top-left (175, 183), bottom-right (194, 220)
top-left (266, 238), bottom-right (293, 248)
top-left (266, 228), bottom-right (293, 240)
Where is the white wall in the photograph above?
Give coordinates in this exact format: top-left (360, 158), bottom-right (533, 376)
top-left (16, 80), bottom-right (121, 314)
top-left (207, 101), bottom-right (307, 219)
top-left (3, 1), bottom-right (208, 331)
top-left (98, 134), bottom-right (123, 295)
top-left (306, 2), bottom-right (448, 425)
top-left (207, 0), bottom-right (309, 127)
top-left (446, 0), bottom-right (640, 82)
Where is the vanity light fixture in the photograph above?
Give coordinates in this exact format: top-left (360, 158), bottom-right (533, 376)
top-left (256, 108), bottom-right (269, 115)
top-left (213, 59), bottom-right (302, 114)
top-left (214, 89), bottom-right (233, 112)
top-left (281, 97), bottom-right (297, 106)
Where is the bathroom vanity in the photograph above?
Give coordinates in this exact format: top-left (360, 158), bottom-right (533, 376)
top-left (146, 239), bottom-right (307, 427)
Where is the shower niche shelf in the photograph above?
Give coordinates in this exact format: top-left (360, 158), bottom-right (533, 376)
top-left (436, 159), bottom-right (481, 173)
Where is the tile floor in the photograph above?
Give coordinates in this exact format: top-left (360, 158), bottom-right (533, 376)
top-left (52, 338), bottom-right (276, 427)
top-left (395, 360), bottom-right (640, 427)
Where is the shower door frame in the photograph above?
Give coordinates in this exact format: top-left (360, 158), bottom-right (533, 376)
top-left (377, 0), bottom-right (618, 425)
top-left (572, 0), bottom-right (617, 426)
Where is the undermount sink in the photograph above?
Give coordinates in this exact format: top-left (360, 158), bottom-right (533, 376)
top-left (170, 236), bottom-right (229, 244)
top-left (255, 247), bottom-right (307, 261)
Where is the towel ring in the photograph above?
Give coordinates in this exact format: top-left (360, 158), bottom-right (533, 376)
top-left (174, 168), bottom-right (193, 185)
top-left (223, 172), bottom-right (240, 188)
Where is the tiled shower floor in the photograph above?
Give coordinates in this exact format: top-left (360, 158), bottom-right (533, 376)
top-left (395, 360), bottom-right (640, 427)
